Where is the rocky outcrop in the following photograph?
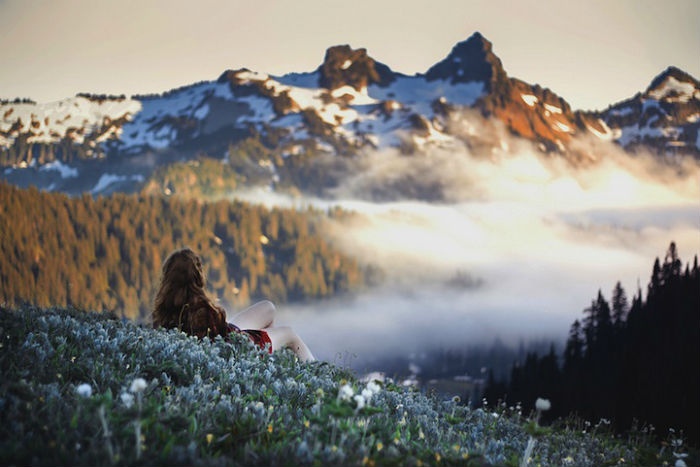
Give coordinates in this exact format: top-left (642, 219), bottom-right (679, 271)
top-left (426, 32), bottom-right (509, 93)
top-left (317, 45), bottom-right (396, 91)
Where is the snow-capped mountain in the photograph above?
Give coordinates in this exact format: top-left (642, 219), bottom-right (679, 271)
top-left (1, 32), bottom-right (698, 196)
top-left (597, 67), bottom-right (700, 155)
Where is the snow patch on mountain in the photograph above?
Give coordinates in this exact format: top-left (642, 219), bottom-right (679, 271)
top-left (368, 76), bottom-right (484, 116)
top-left (520, 94), bottom-right (538, 107)
top-left (648, 76), bottom-right (698, 103)
top-left (0, 96), bottom-right (141, 147)
top-left (118, 81), bottom-right (235, 150)
top-left (544, 103), bottom-right (562, 114)
top-left (38, 160), bottom-right (79, 178)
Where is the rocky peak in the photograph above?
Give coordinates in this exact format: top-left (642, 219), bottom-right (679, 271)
top-left (425, 32), bottom-right (508, 90)
top-left (317, 45), bottom-right (395, 91)
top-left (644, 66), bottom-right (700, 102)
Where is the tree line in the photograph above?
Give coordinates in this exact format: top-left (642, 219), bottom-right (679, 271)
top-left (0, 182), bottom-right (364, 321)
top-left (484, 242), bottom-right (699, 445)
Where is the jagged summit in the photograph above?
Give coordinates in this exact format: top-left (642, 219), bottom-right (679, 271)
top-left (425, 32), bottom-right (508, 90)
top-left (643, 66), bottom-right (700, 102)
top-left (316, 45), bottom-right (396, 91)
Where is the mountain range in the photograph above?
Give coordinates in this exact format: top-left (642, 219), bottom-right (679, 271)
top-left (1, 32), bottom-right (698, 197)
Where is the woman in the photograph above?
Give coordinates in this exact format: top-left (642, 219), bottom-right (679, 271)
top-left (152, 248), bottom-right (315, 362)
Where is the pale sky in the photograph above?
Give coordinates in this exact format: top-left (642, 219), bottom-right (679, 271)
top-left (1, 0), bottom-right (698, 110)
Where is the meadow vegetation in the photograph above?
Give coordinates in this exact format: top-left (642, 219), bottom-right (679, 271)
top-left (1, 305), bottom-right (690, 466)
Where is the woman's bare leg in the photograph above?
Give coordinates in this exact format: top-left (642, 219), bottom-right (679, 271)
top-left (264, 326), bottom-right (316, 362)
top-left (230, 300), bottom-right (275, 329)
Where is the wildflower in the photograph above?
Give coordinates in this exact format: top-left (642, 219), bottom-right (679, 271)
top-left (362, 457), bottom-right (369, 466)
top-left (366, 380), bottom-right (381, 395)
top-left (398, 416), bottom-right (406, 426)
top-left (206, 434), bottom-right (213, 444)
top-left (304, 420), bottom-right (310, 428)
top-left (354, 394), bottom-right (366, 410)
top-left (129, 378), bottom-right (147, 394)
top-left (338, 383), bottom-right (354, 402)
top-left (452, 395), bottom-right (460, 403)
top-left (267, 423), bottom-right (273, 433)
top-left (362, 388), bottom-right (373, 401)
top-left (120, 392), bottom-right (135, 408)
top-left (535, 398), bottom-right (551, 411)
top-left (418, 428), bottom-right (425, 440)
top-left (331, 445), bottom-right (338, 452)
top-left (453, 444), bottom-right (460, 451)
top-left (393, 437), bottom-right (400, 445)
top-left (316, 388), bottom-right (325, 399)
top-left (417, 460), bottom-right (424, 467)
top-left (376, 442), bottom-right (383, 452)
top-left (462, 452), bottom-right (469, 459)
top-left (435, 452), bottom-right (441, 463)
top-left (76, 383), bottom-right (92, 398)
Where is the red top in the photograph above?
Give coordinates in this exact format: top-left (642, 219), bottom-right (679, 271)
top-left (182, 298), bottom-right (272, 353)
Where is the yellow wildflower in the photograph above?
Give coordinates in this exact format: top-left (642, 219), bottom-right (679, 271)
top-left (376, 442), bottom-right (383, 452)
top-left (462, 452), bottom-right (469, 459)
top-left (417, 460), bottom-right (424, 467)
top-left (453, 444), bottom-right (460, 451)
top-left (267, 423), bottom-right (273, 433)
top-left (435, 452), bottom-right (441, 463)
top-left (304, 420), bottom-right (310, 428)
top-left (206, 434), bottom-right (213, 444)
top-left (362, 456), bottom-right (369, 466)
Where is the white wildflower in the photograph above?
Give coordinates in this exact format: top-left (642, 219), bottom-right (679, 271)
top-left (129, 378), bottom-right (147, 394)
top-left (120, 392), bottom-right (134, 408)
top-left (338, 384), bottom-right (354, 402)
top-left (353, 394), bottom-right (365, 410)
top-left (76, 383), bottom-right (92, 398)
top-left (535, 398), bottom-right (551, 412)
top-left (361, 388), bottom-right (373, 402)
top-left (366, 380), bottom-right (381, 395)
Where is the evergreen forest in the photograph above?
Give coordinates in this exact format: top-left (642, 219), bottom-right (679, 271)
top-left (484, 243), bottom-right (700, 446)
top-left (0, 182), bottom-right (364, 321)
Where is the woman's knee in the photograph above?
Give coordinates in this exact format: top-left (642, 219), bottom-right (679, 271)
top-left (260, 300), bottom-right (276, 325)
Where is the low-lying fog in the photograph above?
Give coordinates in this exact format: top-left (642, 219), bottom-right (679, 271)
top-left (228, 133), bottom-right (700, 374)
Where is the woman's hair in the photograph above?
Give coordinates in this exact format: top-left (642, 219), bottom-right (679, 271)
top-left (152, 248), bottom-right (216, 330)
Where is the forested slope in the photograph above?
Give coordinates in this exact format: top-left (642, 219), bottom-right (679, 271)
top-left (0, 182), bottom-right (364, 321)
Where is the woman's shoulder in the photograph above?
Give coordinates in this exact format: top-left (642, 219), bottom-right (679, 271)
top-left (186, 298), bottom-right (227, 338)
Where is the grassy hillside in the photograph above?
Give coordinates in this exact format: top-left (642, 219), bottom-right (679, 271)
top-left (1, 305), bottom-right (689, 466)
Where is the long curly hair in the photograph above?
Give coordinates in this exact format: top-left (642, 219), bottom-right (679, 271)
top-left (152, 248), bottom-right (217, 330)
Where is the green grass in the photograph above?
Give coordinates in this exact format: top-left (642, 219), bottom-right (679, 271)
top-left (0, 305), bottom-right (692, 466)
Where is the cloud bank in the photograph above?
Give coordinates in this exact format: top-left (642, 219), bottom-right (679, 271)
top-left (230, 130), bottom-right (700, 367)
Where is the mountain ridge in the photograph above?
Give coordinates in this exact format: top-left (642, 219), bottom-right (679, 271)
top-left (1, 32), bottom-right (698, 196)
